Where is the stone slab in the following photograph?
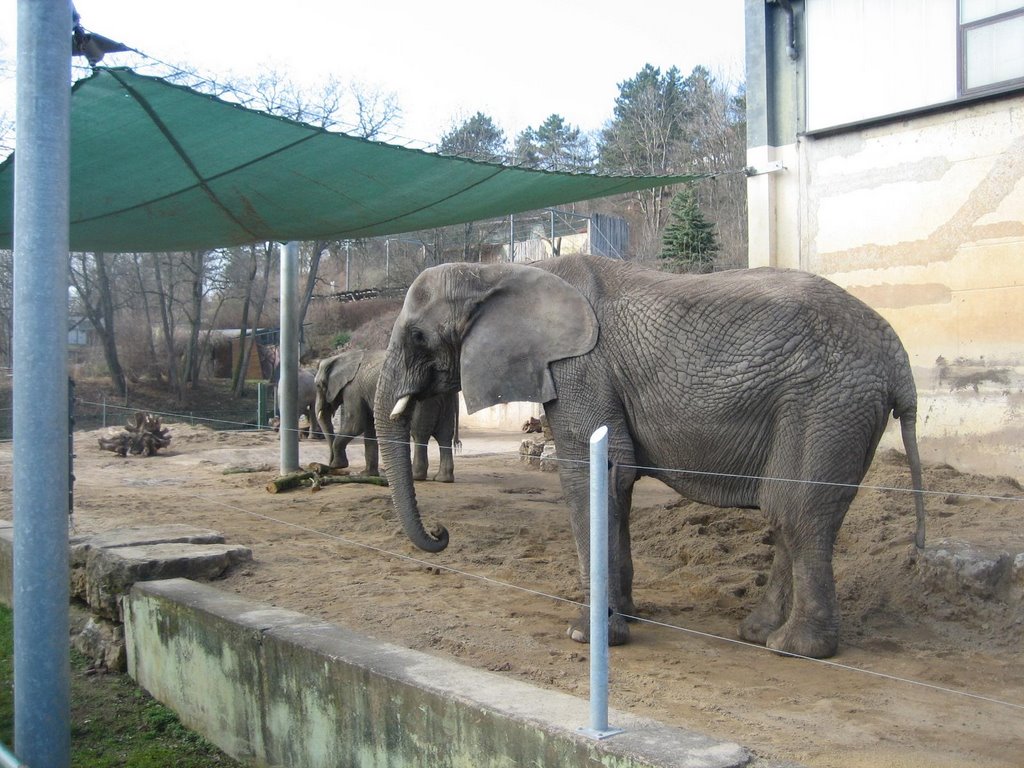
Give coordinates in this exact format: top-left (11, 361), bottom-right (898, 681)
top-left (86, 541), bottom-right (251, 620)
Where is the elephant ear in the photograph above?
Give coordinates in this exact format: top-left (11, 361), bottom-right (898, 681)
top-left (319, 349), bottom-right (365, 400)
top-left (460, 264), bottom-right (598, 414)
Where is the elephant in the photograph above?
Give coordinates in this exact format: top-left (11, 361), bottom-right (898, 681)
top-left (270, 363), bottom-right (319, 439)
top-left (372, 254), bottom-right (925, 659)
top-left (263, 343), bottom-right (320, 439)
top-left (315, 348), bottom-right (459, 480)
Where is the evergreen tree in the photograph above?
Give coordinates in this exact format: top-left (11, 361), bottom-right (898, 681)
top-left (438, 112), bottom-right (507, 161)
top-left (659, 186), bottom-right (719, 273)
top-left (513, 114), bottom-right (594, 172)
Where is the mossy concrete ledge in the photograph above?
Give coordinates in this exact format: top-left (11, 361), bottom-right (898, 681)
top-left (125, 579), bottom-right (755, 768)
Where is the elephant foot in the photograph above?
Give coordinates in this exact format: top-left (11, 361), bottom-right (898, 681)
top-left (412, 470), bottom-right (427, 481)
top-left (738, 594), bottom-right (787, 645)
top-left (765, 619), bottom-right (838, 659)
top-left (567, 612), bottom-right (630, 646)
top-left (738, 610), bottom-right (783, 646)
top-left (434, 472), bottom-right (455, 483)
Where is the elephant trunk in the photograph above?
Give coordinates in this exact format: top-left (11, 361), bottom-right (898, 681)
top-left (374, 378), bottom-right (449, 553)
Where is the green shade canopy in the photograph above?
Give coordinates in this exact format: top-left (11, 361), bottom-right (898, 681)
top-left (0, 67), bottom-right (697, 253)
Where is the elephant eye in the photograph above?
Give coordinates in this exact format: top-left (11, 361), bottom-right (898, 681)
top-left (410, 328), bottom-right (427, 347)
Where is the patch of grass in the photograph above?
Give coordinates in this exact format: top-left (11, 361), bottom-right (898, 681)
top-left (0, 605), bottom-right (243, 767)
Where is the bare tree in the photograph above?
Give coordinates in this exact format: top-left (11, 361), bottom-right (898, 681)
top-left (68, 252), bottom-right (128, 395)
top-left (231, 242), bottom-right (276, 397)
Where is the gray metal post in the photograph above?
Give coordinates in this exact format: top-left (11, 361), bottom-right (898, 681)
top-left (578, 426), bottom-right (622, 740)
top-left (257, 381), bottom-right (265, 430)
top-left (13, 1), bottom-right (72, 765)
top-left (279, 241), bottom-right (299, 472)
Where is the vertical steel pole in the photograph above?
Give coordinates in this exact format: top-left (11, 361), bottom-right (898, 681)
top-left (578, 426), bottom-right (622, 739)
top-left (279, 242), bottom-right (299, 473)
top-left (13, 1), bottom-right (72, 765)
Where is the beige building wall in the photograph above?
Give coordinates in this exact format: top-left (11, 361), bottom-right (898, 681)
top-left (789, 96), bottom-right (1024, 479)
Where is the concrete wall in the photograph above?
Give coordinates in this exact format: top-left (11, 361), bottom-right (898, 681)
top-left (459, 394), bottom-right (542, 432)
top-left (125, 578), bottom-right (753, 768)
top-left (798, 96), bottom-right (1024, 479)
top-left (746, 0), bottom-right (1024, 480)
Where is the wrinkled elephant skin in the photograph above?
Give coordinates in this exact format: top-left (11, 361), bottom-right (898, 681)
top-left (315, 348), bottom-right (458, 480)
top-left (372, 255), bottom-right (925, 659)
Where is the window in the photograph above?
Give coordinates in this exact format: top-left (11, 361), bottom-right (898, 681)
top-left (959, 0), bottom-right (1024, 95)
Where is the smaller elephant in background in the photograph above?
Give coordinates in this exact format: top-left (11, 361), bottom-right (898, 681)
top-left (269, 362), bottom-right (320, 438)
top-left (314, 348), bottom-right (458, 479)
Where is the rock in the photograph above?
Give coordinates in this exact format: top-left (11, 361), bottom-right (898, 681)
top-left (916, 539), bottom-right (1014, 600)
top-left (539, 443), bottom-right (560, 473)
top-left (519, 437), bottom-right (545, 467)
top-left (73, 616), bottom-right (126, 672)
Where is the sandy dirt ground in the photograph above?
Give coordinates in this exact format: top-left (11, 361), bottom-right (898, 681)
top-left (2, 423), bottom-right (1022, 767)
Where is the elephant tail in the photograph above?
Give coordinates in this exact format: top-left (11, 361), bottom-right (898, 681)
top-left (892, 372), bottom-right (926, 550)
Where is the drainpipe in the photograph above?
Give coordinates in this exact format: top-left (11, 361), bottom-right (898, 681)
top-left (769, 0), bottom-right (799, 61)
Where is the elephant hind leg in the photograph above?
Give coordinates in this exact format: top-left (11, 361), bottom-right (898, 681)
top-left (739, 530), bottom-right (791, 645)
top-left (754, 490), bottom-right (852, 659)
top-left (434, 435), bottom-right (455, 483)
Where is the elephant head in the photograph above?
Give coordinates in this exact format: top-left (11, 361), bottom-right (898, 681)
top-left (373, 262), bottom-right (598, 552)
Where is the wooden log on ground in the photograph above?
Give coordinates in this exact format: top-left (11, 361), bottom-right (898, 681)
top-left (306, 462), bottom-right (351, 476)
top-left (265, 471), bottom-right (316, 493)
top-left (265, 471), bottom-right (388, 493)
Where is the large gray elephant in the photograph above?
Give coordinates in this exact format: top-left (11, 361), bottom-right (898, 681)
top-left (372, 254), bottom-right (925, 659)
top-left (315, 348), bottom-right (458, 479)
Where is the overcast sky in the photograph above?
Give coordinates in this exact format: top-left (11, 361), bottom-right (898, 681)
top-left (1, 1), bottom-right (745, 148)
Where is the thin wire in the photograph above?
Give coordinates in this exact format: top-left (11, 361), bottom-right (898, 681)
top-left (5, 396), bottom-right (1021, 710)
top-left (97, 479), bottom-right (1024, 714)
top-left (71, 398), bottom-right (1024, 505)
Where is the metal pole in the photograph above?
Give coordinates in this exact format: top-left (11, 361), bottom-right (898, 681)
top-left (279, 242), bottom-right (299, 473)
top-left (344, 241), bottom-right (351, 292)
top-left (257, 381), bottom-right (265, 430)
top-left (13, 1), bottom-right (72, 765)
top-left (578, 426), bottom-right (622, 740)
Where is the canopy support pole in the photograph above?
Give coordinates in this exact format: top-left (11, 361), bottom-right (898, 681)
top-left (13, 1), bottom-right (72, 765)
top-left (279, 241), bottom-right (300, 473)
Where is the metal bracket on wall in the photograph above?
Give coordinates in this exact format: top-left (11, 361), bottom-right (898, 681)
top-left (745, 160), bottom-right (786, 176)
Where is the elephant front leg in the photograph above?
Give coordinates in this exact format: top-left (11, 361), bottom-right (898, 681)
top-left (330, 410), bottom-right (358, 469)
top-left (330, 435), bottom-right (351, 469)
top-left (561, 459), bottom-right (633, 647)
top-left (411, 437), bottom-right (429, 481)
top-left (363, 426), bottom-right (379, 477)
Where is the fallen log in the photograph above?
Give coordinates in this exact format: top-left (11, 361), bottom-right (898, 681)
top-left (265, 470), bottom-right (387, 493)
top-left (97, 412), bottom-right (171, 456)
top-left (265, 470), bottom-right (315, 493)
top-left (306, 462), bottom-right (351, 476)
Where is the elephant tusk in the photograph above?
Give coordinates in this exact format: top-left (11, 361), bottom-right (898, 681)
top-left (390, 395), bottom-right (412, 419)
